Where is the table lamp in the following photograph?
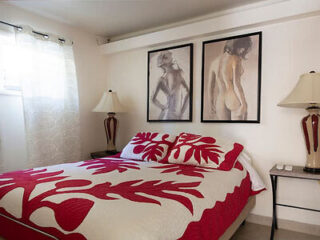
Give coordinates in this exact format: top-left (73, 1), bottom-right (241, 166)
top-left (93, 90), bottom-right (125, 152)
top-left (278, 71), bottom-right (320, 173)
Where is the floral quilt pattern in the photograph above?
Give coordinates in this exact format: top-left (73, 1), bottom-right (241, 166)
top-left (0, 155), bottom-right (254, 240)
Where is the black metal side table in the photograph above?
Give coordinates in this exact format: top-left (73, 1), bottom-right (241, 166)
top-left (269, 165), bottom-right (320, 240)
top-left (90, 150), bottom-right (119, 159)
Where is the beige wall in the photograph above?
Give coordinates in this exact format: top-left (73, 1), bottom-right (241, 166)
top-left (104, 15), bottom-right (320, 226)
top-left (0, 3), bottom-right (108, 171)
top-left (1, 0), bottom-right (319, 229)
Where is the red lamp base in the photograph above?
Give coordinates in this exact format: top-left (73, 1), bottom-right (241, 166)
top-left (302, 107), bottom-right (320, 173)
top-left (104, 112), bottom-right (117, 151)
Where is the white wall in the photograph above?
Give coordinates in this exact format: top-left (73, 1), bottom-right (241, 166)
top-left (0, 3), bottom-right (108, 171)
top-left (104, 15), bottom-right (320, 226)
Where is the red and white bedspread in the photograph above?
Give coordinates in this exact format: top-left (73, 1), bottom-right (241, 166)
top-left (0, 154), bottom-right (265, 240)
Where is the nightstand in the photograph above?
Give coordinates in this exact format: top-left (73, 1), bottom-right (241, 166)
top-left (90, 150), bottom-right (119, 159)
top-left (269, 165), bottom-right (320, 240)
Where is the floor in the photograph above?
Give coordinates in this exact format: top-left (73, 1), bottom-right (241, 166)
top-left (1, 223), bottom-right (318, 240)
top-left (231, 222), bottom-right (320, 240)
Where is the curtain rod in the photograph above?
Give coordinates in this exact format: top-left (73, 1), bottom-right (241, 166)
top-left (0, 20), bottom-right (67, 43)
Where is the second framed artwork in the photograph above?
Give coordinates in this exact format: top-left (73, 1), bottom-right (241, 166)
top-left (147, 43), bottom-right (193, 122)
top-left (201, 32), bottom-right (262, 123)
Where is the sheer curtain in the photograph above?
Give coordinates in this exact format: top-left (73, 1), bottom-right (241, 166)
top-left (15, 26), bottom-right (81, 168)
top-left (0, 26), bottom-right (16, 172)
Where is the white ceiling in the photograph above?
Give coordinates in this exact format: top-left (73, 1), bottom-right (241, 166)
top-left (9, 0), bottom-right (268, 39)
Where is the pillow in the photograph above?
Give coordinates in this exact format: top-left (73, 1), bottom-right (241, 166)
top-left (120, 132), bottom-right (177, 162)
top-left (167, 133), bottom-right (244, 170)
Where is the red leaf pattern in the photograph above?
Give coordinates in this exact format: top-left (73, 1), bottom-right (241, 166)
top-left (0, 169), bottom-right (82, 239)
top-left (152, 164), bottom-right (214, 178)
top-left (124, 132), bottom-right (176, 161)
top-left (168, 133), bottom-right (244, 170)
top-left (0, 157), bottom-right (205, 240)
top-left (54, 198), bottom-right (94, 231)
top-left (59, 179), bottom-right (203, 214)
top-left (0, 169), bottom-right (67, 203)
top-left (79, 158), bottom-right (140, 175)
top-left (170, 133), bottom-right (223, 165)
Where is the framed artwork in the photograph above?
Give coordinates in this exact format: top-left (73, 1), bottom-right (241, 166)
top-left (147, 43), bottom-right (193, 122)
top-left (201, 32), bottom-right (262, 123)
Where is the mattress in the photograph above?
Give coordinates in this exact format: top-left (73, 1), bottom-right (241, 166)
top-left (0, 154), bottom-right (264, 240)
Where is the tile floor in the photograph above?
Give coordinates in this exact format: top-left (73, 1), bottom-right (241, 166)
top-left (231, 222), bottom-right (320, 240)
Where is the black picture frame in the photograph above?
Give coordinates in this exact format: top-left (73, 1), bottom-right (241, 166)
top-left (201, 32), bottom-right (262, 123)
top-left (147, 43), bottom-right (193, 122)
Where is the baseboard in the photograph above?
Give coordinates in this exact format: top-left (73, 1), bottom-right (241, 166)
top-left (247, 214), bottom-right (320, 237)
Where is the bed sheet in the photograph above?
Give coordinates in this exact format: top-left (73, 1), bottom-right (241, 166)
top-left (0, 155), bottom-right (263, 240)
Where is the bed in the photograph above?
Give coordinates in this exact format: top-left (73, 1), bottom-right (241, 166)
top-left (0, 133), bottom-right (265, 240)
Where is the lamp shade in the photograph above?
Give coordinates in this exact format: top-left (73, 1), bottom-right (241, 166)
top-left (278, 72), bottom-right (320, 108)
top-left (93, 90), bottom-right (125, 113)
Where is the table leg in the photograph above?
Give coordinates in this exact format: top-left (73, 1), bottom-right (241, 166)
top-left (270, 175), bottom-right (278, 240)
top-left (274, 176), bottom-right (278, 229)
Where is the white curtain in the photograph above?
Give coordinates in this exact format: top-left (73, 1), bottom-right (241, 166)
top-left (15, 26), bottom-right (81, 167)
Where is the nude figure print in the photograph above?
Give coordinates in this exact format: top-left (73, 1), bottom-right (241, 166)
top-left (208, 36), bottom-right (252, 120)
top-left (151, 50), bottom-right (190, 120)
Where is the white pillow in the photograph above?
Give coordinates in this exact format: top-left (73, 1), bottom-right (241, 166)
top-left (167, 133), bottom-right (244, 170)
top-left (120, 132), bottom-right (177, 162)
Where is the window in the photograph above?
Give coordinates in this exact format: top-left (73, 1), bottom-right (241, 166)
top-left (0, 29), bottom-right (21, 93)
